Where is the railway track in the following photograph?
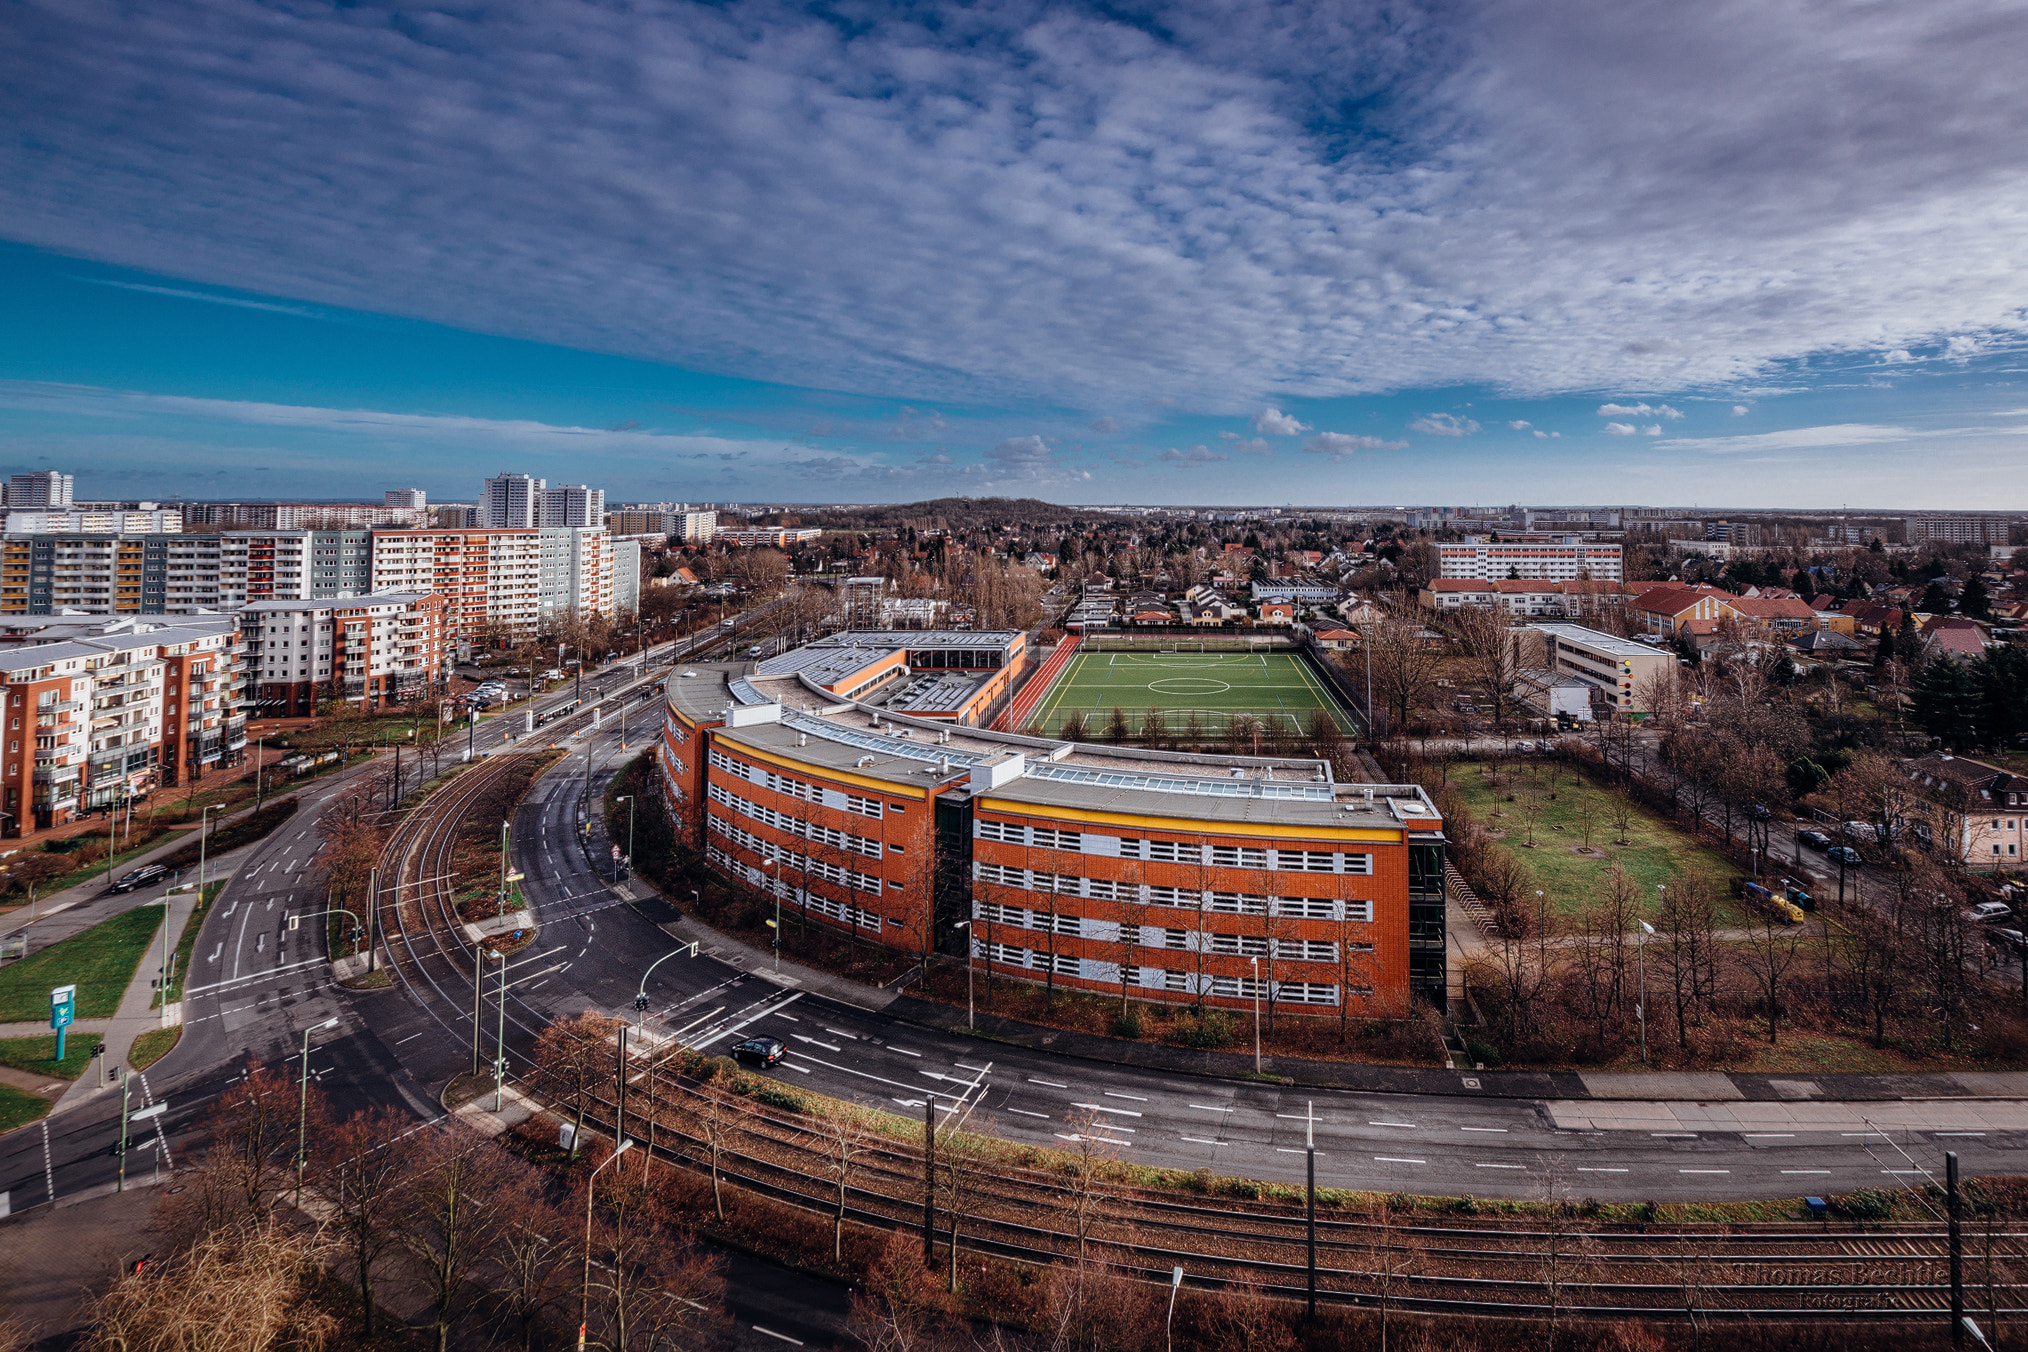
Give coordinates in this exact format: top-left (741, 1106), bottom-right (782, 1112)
top-left (356, 623), bottom-right (2028, 1325)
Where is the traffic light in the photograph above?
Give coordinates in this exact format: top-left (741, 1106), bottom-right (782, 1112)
top-left (634, 994), bottom-right (650, 1011)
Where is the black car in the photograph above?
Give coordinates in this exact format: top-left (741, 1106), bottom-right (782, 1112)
top-left (731, 1036), bottom-right (787, 1069)
top-left (1797, 829), bottom-right (1833, 850)
top-left (1986, 927), bottom-right (2027, 954)
top-left (109, 863), bottom-right (168, 893)
top-left (1748, 803), bottom-right (1773, 821)
top-left (1827, 845), bottom-right (1864, 866)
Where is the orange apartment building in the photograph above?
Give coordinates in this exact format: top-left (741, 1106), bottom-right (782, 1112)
top-left (657, 640), bottom-right (1447, 1015)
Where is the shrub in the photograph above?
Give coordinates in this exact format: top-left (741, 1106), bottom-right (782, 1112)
top-left (754, 1083), bottom-right (807, 1113)
top-left (1180, 1009), bottom-right (1235, 1048)
top-left (1112, 1009), bottom-right (1145, 1039)
top-left (1831, 1188), bottom-right (1894, 1222)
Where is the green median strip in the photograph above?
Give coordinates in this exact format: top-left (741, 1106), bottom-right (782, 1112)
top-left (0, 905), bottom-right (163, 1023)
top-left (0, 1082), bottom-right (51, 1133)
top-left (0, 1030), bottom-right (100, 1080)
top-left (156, 880), bottom-right (224, 1008)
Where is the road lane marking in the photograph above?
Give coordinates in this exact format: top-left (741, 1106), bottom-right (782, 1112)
top-left (1679, 1169), bottom-right (1730, 1174)
top-left (1935, 1132), bottom-right (1987, 1137)
top-left (953, 1062), bottom-right (990, 1073)
top-left (1577, 1167), bottom-right (1627, 1173)
top-left (1782, 1170), bottom-right (1832, 1175)
top-left (1189, 1104), bottom-right (1233, 1113)
top-left (1071, 1102), bottom-right (1141, 1117)
top-left (1105, 1091), bottom-right (1148, 1101)
top-left (1369, 1121), bottom-right (1417, 1128)
top-left (1007, 1109), bottom-right (1049, 1119)
top-left (1651, 1133), bottom-right (1697, 1138)
top-left (752, 1327), bottom-right (803, 1346)
top-left (1476, 1163), bottom-right (1526, 1169)
top-left (889, 1046), bottom-right (922, 1057)
top-left (1028, 1078), bottom-right (1067, 1088)
top-left (1460, 1127), bottom-right (1508, 1133)
top-left (1181, 1136), bottom-right (1222, 1145)
top-left (790, 1035), bottom-right (841, 1052)
top-left (1374, 1157), bottom-right (1425, 1165)
top-left (1742, 1133), bottom-right (1794, 1138)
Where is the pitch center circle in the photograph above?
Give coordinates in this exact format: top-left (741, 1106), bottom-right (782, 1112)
top-left (1147, 677), bottom-right (1232, 695)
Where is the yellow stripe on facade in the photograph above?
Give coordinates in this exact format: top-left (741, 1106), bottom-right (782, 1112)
top-left (974, 796), bottom-right (1404, 844)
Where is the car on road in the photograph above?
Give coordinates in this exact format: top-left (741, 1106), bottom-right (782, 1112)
top-left (1797, 828), bottom-right (1833, 850)
top-left (1514, 740), bottom-right (1536, 753)
top-left (747, 644), bottom-right (766, 658)
top-left (1748, 803), bottom-right (1773, 821)
top-left (1985, 926), bottom-right (2027, 954)
top-left (1967, 901), bottom-right (2014, 924)
top-left (109, 863), bottom-right (168, 893)
top-left (731, 1036), bottom-right (787, 1069)
top-left (540, 668), bottom-right (563, 681)
top-left (1827, 845), bottom-right (1864, 866)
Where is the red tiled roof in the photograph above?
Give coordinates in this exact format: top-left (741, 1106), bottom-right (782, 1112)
top-left (1428, 579), bottom-right (1494, 592)
top-left (1926, 627), bottom-right (1987, 658)
top-left (1731, 597), bottom-right (1817, 620)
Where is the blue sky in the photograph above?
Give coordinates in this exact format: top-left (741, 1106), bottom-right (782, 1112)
top-left (2, 1), bottom-right (2026, 508)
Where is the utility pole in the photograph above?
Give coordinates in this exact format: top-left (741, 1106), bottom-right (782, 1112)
top-left (472, 942), bottom-right (485, 1076)
top-left (922, 1092), bottom-right (936, 1265)
top-left (1305, 1099), bottom-right (1317, 1322)
top-left (493, 949), bottom-right (508, 1113)
top-left (1949, 1151), bottom-right (1965, 1350)
top-left (366, 866), bottom-right (379, 973)
top-left (614, 1023), bottom-right (628, 1146)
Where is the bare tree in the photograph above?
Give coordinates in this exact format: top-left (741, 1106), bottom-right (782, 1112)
top-left (823, 1113), bottom-right (871, 1263)
top-left (82, 1220), bottom-right (339, 1352)
top-left (1739, 907), bottom-right (1803, 1044)
top-left (1568, 865), bottom-right (1638, 1053)
top-left (689, 1084), bottom-right (737, 1222)
top-left (316, 1108), bottom-right (418, 1338)
top-left (1654, 877), bottom-right (1719, 1049)
top-left (1060, 1109), bottom-right (1116, 1267)
top-left (403, 1126), bottom-right (520, 1352)
top-left (1451, 606), bottom-right (1522, 728)
top-left (533, 1012), bottom-right (621, 1158)
top-left (1367, 1191), bottom-right (1423, 1352)
top-left (1359, 612), bottom-right (1441, 736)
top-left (490, 1176), bottom-right (576, 1352)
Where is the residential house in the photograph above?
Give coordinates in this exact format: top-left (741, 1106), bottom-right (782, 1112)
top-left (1904, 752), bottom-right (2024, 869)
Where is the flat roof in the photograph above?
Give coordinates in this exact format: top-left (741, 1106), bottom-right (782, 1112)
top-left (1527, 622), bottom-right (1656, 658)
top-left (666, 664), bottom-right (736, 722)
top-left (715, 719), bottom-right (968, 789)
top-left (982, 773), bottom-right (1431, 832)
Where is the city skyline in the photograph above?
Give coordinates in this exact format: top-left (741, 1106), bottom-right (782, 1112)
top-left (3, 2), bottom-right (2026, 506)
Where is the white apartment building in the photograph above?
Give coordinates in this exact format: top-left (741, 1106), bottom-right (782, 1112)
top-left (482, 473), bottom-right (543, 528)
top-left (612, 539), bottom-right (641, 617)
top-left (242, 591), bottom-right (449, 716)
top-left (384, 489), bottom-right (428, 511)
top-left (5, 471), bottom-right (74, 508)
top-left (1436, 536), bottom-right (1624, 582)
top-left (539, 484), bottom-right (604, 528)
top-left (0, 509), bottom-right (182, 535)
top-left (537, 527), bottom-right (611, 620)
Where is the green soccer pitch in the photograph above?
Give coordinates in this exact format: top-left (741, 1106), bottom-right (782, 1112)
top-left (1022, 648), bottom-right (1359, 737)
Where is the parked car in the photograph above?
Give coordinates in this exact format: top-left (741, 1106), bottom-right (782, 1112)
top-left (747, 644), bottom-right (766, 658)
top-left (109, 863), bottom-right (168, 894)
top-left (1748, 803), bottom-right (1773, 821)
top-left (1985, 927), bottom-right (2027, 954)
top-left (731, 1036), bottom-right (787, 1069)
top-left (1827, 845), bottom-right (1864, 866)
top-left (541, 668), bottom-right (563, 681)
top-left (1967, 901), bottom-right (2014, 924)
top-left (1797, 828), bottom-right (1833, 850)
top-left (1514, 740), bottom-right (1536, 753)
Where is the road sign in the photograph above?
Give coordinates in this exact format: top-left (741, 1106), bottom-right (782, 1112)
top-left (611, 845), bottom-right (622, 861)
top-left (51, 985), bottom-right (74, 1062)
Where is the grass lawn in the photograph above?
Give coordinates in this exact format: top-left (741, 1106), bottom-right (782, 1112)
top-left (1028, 649), bottom-right (1355, 736)
top-left (0, 1082), bottom-right (51, 1133)
top-left (1450, 760), bottom-right (1744, 921)
top-left (0, 905), bottom-right (164, 1022)
top-left (0, 1030), bottom-right (100, 1080)
top-left (128, 1026), bottom-right (181, 1071)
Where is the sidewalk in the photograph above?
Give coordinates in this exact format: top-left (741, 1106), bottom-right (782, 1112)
top-left (0, 883), bottom-right (201, 1114)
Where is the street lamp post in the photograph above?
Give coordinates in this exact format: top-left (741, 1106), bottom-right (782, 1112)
top-left (493, 949), bottom-right (508, 1113)
top-left (580, 1139), bottom-right (635, 1352)
top-left (763, 860), bottom-right (780, 971)
top-left (953, 920), bottom-right (974, 1028)
top-left (198, 803), bottom-right (224, 895)
top-left (1638, 916), bottom-right (1656, 1066)
top-left (616, 795), bottom-right (635, 879)
top-left (296, 1016), bottom-right (341, 1205)
top-left (1249, 955), bottom-right (1262, 1073)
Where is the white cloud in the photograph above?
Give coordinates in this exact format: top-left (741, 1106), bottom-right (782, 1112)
top-left (5, 2), bottom-right (2028, 417)
top-left (1532, 429), bottom-right (1560, 438)
top-left (1408, 413), bottom-right (1480, 437)
top-left (1643, 424), bottom-right (1662, 436)
top-left (1302, 431), bottom-right (1408, 460)
top-left (1596, 402), bottom-right (1684, 419)
top-left (1090, 416), bottom-right (1121, 433)
top-left (1507, 420), bottom-right (1531, 430)
top-left (1652, 423), bottom-right (1920, 454)
top-left (1160, 444), bottom-right (1228, 465)
top-left (1732, 405), bottom-right (1750, 416)
top-left (1602, 422), bottom-right (1638, 436)
top-left (1235, 438), bottom-right (1273, 456)
top-left (1253, 408), bottom-right (1312, 436)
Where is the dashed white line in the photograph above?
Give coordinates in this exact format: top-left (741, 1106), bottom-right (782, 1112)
top-left (1651, 1133), bottom-right (1697, 1138)
top-left (1476, 1163), bottom-right (1526, 1170)
top-left (1028, 1078), bottom-right (1068, 1088)
top-left (1935, 1132), bottom-right (1987, 1137)
top-left (1007, 1109), bottom-right (1049, 1119)
top-left (1071, 1102), bottom-right (1142, 1117)
top-left (395, 1033), bottom-right (424, 1045)
top-left (1460, 1127), bottom-right (1508, 1133)
top-left (1368, 1121), bottom-right (1417, 1129)
top-left (1576, 1167), bottom-right (1628, 1173)
top-left (751, 1326), bottom-right (803, 1346)
top-left (1180, 1136), bottom-right (1222, 1146)
top-left (1374, 1157), bottom-right (1426, 1165)
top-left (1782, 1170), bottom-right (1832, 1175)
top-left (1105, 1091), bottom-right (1148, 1101)
top-left (1189, 1103), bottom-right (1233, 1113)
top-left (1680, 1169), bottom-right (1731, 1174)
top-left (1742, 1133), bottom-right (1794, 1138)
top-left (889, 1046), bottom-right (922, 1057)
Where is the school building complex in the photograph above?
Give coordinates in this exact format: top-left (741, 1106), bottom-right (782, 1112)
top-left (654, 632), bottom-right (1447, 1017)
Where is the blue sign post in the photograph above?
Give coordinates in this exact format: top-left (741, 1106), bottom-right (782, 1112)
top-left (50, 984), bottom-right (75, 1063)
